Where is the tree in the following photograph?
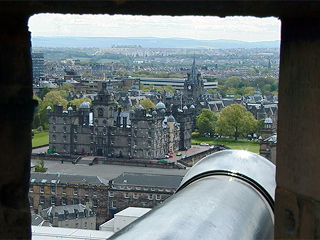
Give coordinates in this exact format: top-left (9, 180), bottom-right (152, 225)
top-left (42, 91), bottom-right (68, 108)
top-left (35, 159), bottom-right (46, 172)
top-left (39, 87), bottom-right (51, 100)
top-left (59, 82), bottom-right (75, 92)
top-left (196, 109), bottom-right (218, 136)
top-left (136, 98), bottom-right (155, 109)
top-left (216, 104), bottom-right (257, 140)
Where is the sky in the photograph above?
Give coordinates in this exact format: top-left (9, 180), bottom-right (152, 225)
top-left (28, 14), bottom-right (280, 42)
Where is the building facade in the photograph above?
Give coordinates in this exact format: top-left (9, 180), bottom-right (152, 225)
top-left (29, 172), bottom-right (109, 228)
top-left (107, 172), bottom-right (183, 218)
top-left (47, 87), bottom-right (193, 159)
top-left (39, 203), bottom-right (96, 230)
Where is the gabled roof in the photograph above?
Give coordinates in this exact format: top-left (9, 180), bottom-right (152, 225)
top-left (112, 172), bottom-right (183, 189)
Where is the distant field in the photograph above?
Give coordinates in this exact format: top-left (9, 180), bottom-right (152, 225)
top-left (32, 132), bottom-right (49, 147)
top-left (191, 137), bottom-right (259, 153)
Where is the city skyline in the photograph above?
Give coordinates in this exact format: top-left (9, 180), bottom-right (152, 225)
top-left (28, 14), bottom-right (280, 42)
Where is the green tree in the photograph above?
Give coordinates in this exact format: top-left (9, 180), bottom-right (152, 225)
top-left (216, 104), bottom-right (257, 140)
top-left (42, 91), bottom-right (68, 108)
top-left (137, 98), bottom-right (155, 109)
top-left (225, 76), bottom-right (241, 88)
top-left (39, 87), bottom-right (51, 100)
top-left (35, 159), bottom-right (46, 172)
top-left (59, 82), bottom-right (75, 92)
top-left (155, 85), bottom-right (175, 95)
top-left (196, 109), bottom-right (218, 136)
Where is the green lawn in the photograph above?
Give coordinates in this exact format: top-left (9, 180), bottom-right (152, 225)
top-left (32, 131), bottom-right (49, 147)
top-left (191, 137), bottom-right (259, 153)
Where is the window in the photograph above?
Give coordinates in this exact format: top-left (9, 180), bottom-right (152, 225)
top-left (124, 192), bottom-right (130, 198)
top-left (156, 194), bottom-right (161, 200)
top-left (75, 223), bottom-right (79, 228)
top-left (39, 196), bottom-right (45, 204)
top-left (133, 193), bottom-right (138, 199)
top-left (29, 186), bottom-right (33, 193)
top-left (93, 199), bottom-right (98, 207)
top-left (151, 188), bottom-right (155, 191)
top-left (73, 198), bottom-right (79, 204)
top-left (40, 186), bottom-right (44, 193)
top-left (108, 191), bottom-right (114, 197)
top-left (84, 189), bottom-right (89, 196)
top-left (51, 186), bottom-right (56, 194)
top-left (51, 196), bottom-right (56, 204)
top-left (73, 188), bottom-right (78, 195)
top-left (29, 197), bottom-right (34, 207)
top-left (61, 197), bottom-right (67, 205)
top-left (62, 187), bottom-right (66, 194)
top-left (148, 194), bottom-right (153, 200)
top-left (111, 201), bottom-right (117, 208)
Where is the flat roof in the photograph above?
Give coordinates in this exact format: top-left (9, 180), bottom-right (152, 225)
top-left (115, 207), bottom-right (151, 218)
top-left (32, 226), bottom-right (113, 240)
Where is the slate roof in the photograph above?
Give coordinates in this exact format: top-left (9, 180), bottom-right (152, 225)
top-left (111, 172), bottom-right (183, 189)
top-left (263, 134), bottom-right (277, 143)
top-left (30, 172), bottom-right (109, 186)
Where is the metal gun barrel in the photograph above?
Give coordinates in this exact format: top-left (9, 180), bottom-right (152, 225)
top-left (109, 149), bottom-right (276, 240)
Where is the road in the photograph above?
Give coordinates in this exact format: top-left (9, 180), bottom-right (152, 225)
top-left (31, 145), bottom-right (211, 180)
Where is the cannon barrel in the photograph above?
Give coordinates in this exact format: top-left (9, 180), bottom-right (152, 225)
top-left (108, 150), bottom-right (276, 240)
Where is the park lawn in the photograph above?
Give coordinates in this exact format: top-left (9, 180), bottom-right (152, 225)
top-left (191, 137), bottom-right (259, 153)
top-left (32, 131), bottom-right (49, 147)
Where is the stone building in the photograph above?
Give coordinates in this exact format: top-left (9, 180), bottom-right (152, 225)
top-left (108, 172), bottom-right (183, 218)
top-left (28, 172), bottom-right (109, 228)
top-left (259, 118), bottom-right (277, 164)
top-left (47, 86), bottom-right (193, 159)
top-left (39, 203), bottom-right (96, 230)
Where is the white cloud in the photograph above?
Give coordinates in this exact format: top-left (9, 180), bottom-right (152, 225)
top-left (28, 14), bottom-right (280, 42)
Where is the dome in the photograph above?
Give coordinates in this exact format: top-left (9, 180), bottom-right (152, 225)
top-left (183, 105), bottom-right (188, 110)
top-left (67, 106), bottom-right (73, 111)
top-left (130, 110), bottom-right (135, 114)
top-left (264, 118), bottom-right (273, 124)
top-left (135, 104), bottom-right (144, 110)
top-left (167, 115), bottom-right (176, 122)
top-left (190, 105), bottom-right (195, 109)
top-left (79, 101), bottom-right (90, 109)
top-left (160, 109), bottom-right (166, 114)
top-left (46, 106), bottom-right (52, 110)
top-left (152, 110), bottom-right (158, 116)
top-left (156, 101), bottom-right (166, 109)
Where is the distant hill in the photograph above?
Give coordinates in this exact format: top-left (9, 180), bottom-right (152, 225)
top-left (31, 36), bottom-right (280, 49)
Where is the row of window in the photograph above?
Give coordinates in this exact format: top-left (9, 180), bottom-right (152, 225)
top-left (30, 186), bottom-right (98, 196)
top-left (29, 196), bottom-right (98, 207)
top-left (111, 187), bottom-right (170, 192)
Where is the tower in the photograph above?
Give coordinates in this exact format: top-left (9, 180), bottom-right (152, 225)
top-left (183, 58), bottom-right (204, 113)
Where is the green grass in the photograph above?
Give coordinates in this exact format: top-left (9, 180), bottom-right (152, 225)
top-left (191, 137), bottom-right (259, 153)
top-left (32, 131), bottom-right (49, 147)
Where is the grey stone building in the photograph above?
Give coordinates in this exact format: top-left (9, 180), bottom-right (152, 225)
top-left (39, 203), bottom-right (96, 230)
top-left (28, 172), bottom-right (109, 228)
top-left (47, 86), bottom-right (194, 159)
top-left (108, 172), bottom-right (183, 218)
